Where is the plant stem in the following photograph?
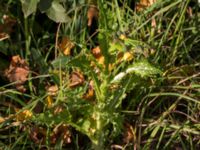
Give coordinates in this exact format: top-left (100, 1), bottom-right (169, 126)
top-left (24, 18), bottom-right (31, 59)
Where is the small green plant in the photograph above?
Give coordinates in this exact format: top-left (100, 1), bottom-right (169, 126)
top-left (0, 0), bottom-right (200, 149)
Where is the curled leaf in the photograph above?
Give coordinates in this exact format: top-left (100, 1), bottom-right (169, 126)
top-left (47, 85), bottom-right (58, 96)
top-left (83, 80), bottom-right (95, 100)
top-left (87, 5), bottom-right (99, 27)
top-left (51, 124), bottom-right (71, 144)
top-left (123, 52), bottom-right (134, 62)
top-left (59, 37), bottom-right (75, 56)
top-left (45, 96), bottom-right (54, 108)
top-left (4, 55), bottom-right (29, 92)
top-left (16, 109), bottom-right (33, 121)
top-left (69, 71), bottom-right (85, 88)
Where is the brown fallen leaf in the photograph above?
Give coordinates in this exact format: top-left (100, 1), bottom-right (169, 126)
top-left (4, 55), bottom-right (29, 92)
top-left (58, 36), bottom-right (75, 56)
top-left (87, 5), bottom-right (99, 27)
top-left (69, 71), bottom-right (85, 88)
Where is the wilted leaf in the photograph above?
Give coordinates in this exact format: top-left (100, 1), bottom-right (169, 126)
top-left (83, 80), bottom-right (95, 100)
top-left (87, 5), bottom-right (99, 27)
top-left (0, 117), bottom-right (5, 123)
top-left (47, 85), bottom-right (58, 96)
top-left (30, 126), bottom-right (46, 144)
top-left (0, 33), bottom-right (9, 41)
top-left (122, 52), bottom-right (134, 62)
top-left (136, 0), bottom-right (157, 11)
top-left (4, 55), bottom-right (29, 92)
top-left (20, 0), bottom-right (39, 18)
top-left (69, 71), bottom-right (85, 88)
top-left (123, 123), bottom-right (135, 144)
top-left (59, 37), bottom-right (75, 56)
top-left (45, 96), bottom-right (54, 108)
top-left (91, 46), bottom-right (101, 58)
top-left (45, 1), bottom-right (70, 23)
top-left (16, 109), bottom-right (33, 121)
top-left (91, 46), bottom-right (105, 67)
top-left (51, 124), bottom-right (71, 144)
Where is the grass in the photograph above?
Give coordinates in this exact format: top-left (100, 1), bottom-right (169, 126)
top-left (0, 0), bottom-right (200, 149)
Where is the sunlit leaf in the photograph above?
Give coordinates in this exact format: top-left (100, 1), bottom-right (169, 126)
top-left (112, 60), bottom-right (161, 82)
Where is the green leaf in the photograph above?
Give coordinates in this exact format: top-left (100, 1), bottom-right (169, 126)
top-left (51, 56), bottom-right (71, 68)
top-left (45, 1), bottom-right (71, 23)
top-left (112, 60), bottom-right (162, 83)
top-left (38, 0), bottom-right (53, 12)
top-left (126, 61), bottom-right (162, 78)
top-left (20, 0), bottom-right (39, 18)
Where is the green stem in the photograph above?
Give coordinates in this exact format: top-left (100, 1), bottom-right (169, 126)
top-left (24, 18), bottom-right (31, 59)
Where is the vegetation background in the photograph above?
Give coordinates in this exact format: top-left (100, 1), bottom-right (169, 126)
top-left (0, 0), bottom-right (200, 149)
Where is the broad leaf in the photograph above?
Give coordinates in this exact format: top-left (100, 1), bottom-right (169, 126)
top-left (45, 1), bottom-right (71, 23)
top-left (38, 0), bottom-right (53, 12)
top-left (20, 0), bottom-right (39, 18)
top-left (38, 0), bottom-right (53, 13)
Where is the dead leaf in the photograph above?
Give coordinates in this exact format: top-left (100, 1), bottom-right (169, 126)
top-left (119, 34), bottom-right (127, 40)
top-left (0, 117), bottom-right (5, 123)
top-left (45, 95), bottom-right (54, 108)
top-left (47, 85), bottom-right (58, 96)
top-left (69, 71), bottom-right (85, 88)
top-left (92, 46), bottom-right (101, 58)
top-left (58, 37), bottom-right (75, 56)
top-left (0, 32), bottom-right (9, 41)
top-left (53, 105), bottom-right (64, 115)
top-left (123, 52), bottom-right (134, 62)
top-left (136, 0), bottom-right (157, 11)
top-left (123, 123), bottom-right (135, 144)
top-left (30, 126), bottom-right (46, 144)
top-left (91, 46), bottom-right (106, 67)
top-left (97, 55), bottom-right (105, 66)
top-left (51, 124), bottom-right (71, 144)
top-left (4, 55), bottom-right (29, 92)
top-left (16, 109), bottom-right (33, 121)
top-left (87, 5), bottom-right (99, 27)
top-left (83, 80), bottom-right (95, 100)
